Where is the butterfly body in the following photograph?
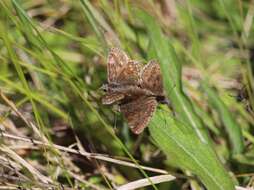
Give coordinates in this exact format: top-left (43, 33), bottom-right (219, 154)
top-left (102, 48), bottom-right (167, 134)
top-left (102, 83), bottom-right (154, 103)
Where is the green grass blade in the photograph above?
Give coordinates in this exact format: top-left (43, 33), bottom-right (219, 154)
top-left (79, 0), bottom-right (107, 52)
top-left (201, 82), bottom-right (244, 154)
top-left (0, 76), bottom-right (68, 120)
top-left (192, 103), bottom-right (220, 135)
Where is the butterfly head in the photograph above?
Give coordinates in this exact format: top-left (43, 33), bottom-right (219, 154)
top-left (100, 84), bottom-right (109, 92)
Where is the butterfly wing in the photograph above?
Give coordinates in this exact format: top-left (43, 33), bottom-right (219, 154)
top-left (107, 48), bottom-right (141, 85)
top-left (102, 92), bottom-right (125, 105)
top-left (107, 48), bottom-right (129, 83)
top-left (120, 96), bottom-right (157, 134)
top-left (140, 60), bottom-right (164, 96)
top-left (117, 60), bottom-right (141, 85)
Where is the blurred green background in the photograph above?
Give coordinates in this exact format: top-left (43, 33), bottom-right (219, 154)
top-left (0, 0), bottom-right (253, 189)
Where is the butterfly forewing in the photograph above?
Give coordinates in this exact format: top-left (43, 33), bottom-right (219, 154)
top-left (118, 60), bottom-right (141, 85)
top-left (120, 96), bottom-right (157, 134)
top-left (107, 48), bottom-right (129, 83)
top-left (140, 60), bottom-right (164, 96)
top-left (107, 48), bottom-right (141, 85)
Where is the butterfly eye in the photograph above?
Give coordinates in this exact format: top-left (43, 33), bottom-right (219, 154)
top-left (100, 84), bottom-right (108, 92)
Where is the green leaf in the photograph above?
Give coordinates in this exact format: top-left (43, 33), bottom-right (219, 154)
top-left (149, 110), bottom-right (235, 190)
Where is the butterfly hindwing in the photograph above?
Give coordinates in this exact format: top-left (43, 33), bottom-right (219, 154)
top-left (102, 92), bottom-right (125, 105)
top-left (120, 96), bottom-right (157, 134)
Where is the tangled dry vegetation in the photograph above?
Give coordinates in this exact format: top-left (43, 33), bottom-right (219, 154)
top-left (0, 0), bottom-right (254, 190)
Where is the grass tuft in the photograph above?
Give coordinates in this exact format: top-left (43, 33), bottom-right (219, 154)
top-left (0, 0), bottom-right (253, 189)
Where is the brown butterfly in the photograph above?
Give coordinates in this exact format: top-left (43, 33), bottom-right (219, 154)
top-left (101, 48), bottom-right (167, 134)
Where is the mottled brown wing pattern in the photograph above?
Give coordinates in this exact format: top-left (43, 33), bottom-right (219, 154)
top-left (103, 48), bottom-right (166, 134)
top-left (107, 48), bottom-right (141, 85)
top-left (140, 60), bottom-right (164, 96)
top-left (107, 48), bottom-right (129, 83)
top-left (117, 60), bottom-right (141, 85)
top-left (101, 92), bottom-right (125, 105)
top-left (120, 96), bottom-right (157, 134)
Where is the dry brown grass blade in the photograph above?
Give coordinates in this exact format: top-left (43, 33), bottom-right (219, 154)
top-left (1, 132), bottom-right (168, 175)
top-left (0, 91), bottom-right (48, 142)
top-left (115, 177), bottom-right (251, 190)
top-left (236, 186), bottom-right (254, 190)
top-left (0, 144), bottom-right (53, 184)
top-left (116, 174), bottom-right (176, 190)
